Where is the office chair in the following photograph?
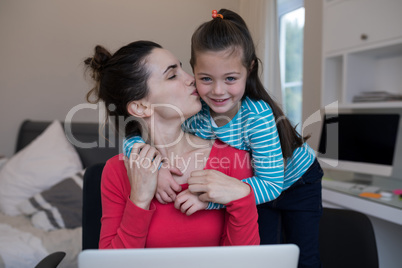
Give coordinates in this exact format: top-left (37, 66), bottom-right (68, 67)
top-left (319, 207), bottom-right (379, 268)
top-left (34, 251), bottom-right (66, 268)
top-left (82, 163), bottom-right (105, 250)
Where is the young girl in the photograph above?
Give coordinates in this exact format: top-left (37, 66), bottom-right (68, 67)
top-left (124, 9), bottom-right (322, 267)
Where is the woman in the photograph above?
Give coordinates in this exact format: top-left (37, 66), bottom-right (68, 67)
top-left (84, 40), bottom-right (260, 248)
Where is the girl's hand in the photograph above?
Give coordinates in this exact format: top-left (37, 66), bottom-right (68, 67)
top-left (187, 170), bottom-right (250, 205)
top-left (174, 189), bottom-right (208, 216)
top-left (155, 166), bottom-right (183, 204)
top-left (124, 144), bottom-right (162, 210)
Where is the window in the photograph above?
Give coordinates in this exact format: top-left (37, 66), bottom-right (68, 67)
top-left (278, 0), bottom-right (305, 131)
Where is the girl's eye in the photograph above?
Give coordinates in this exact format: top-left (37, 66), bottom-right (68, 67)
top-left (168, 74), bottom-right (177, 80)
top-left (226, 77), bottom-right (236, 82)
top-left (200, 77), bottom-right (212, 82)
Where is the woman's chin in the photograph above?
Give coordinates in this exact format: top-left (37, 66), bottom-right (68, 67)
top-left (186, 102), bottom-right (202, 119)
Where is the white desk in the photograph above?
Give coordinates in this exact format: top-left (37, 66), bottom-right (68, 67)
top-left (322, 183), bottom-right (402, 225)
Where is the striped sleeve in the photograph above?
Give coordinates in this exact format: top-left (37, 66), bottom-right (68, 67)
top-left (282, 144), bottom-right (316, 188)
top-left (240, 103), bottom-right (285, 204)
top-left (123, 135), bottom-right (145, 158)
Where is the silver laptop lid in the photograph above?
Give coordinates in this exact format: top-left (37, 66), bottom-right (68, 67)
top-left (78, 244), bottom-right (299, 268)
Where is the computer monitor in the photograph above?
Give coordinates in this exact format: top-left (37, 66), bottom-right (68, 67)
top-left (318, 112), bottom-right (400, 177)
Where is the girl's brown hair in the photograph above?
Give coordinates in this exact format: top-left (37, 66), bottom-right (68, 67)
top-left (190, 9), bottom-right (309, 159)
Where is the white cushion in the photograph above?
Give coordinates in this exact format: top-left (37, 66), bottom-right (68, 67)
top-left (0, 120), bottom-right (83, 216)
top-left (0, 157), bottom-right (8, 171)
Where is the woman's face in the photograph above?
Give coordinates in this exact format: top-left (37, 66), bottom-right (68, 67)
top-left (146, 48), bottom-right (201, 121)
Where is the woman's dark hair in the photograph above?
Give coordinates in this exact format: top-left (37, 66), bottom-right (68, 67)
top-left (84, 40), bottom-right (162, 137)
top-left (190, 9), bottom-right (309, 159)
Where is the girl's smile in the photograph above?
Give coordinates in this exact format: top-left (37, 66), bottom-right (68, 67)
top-left (210, 97), bottom-right (230, 105)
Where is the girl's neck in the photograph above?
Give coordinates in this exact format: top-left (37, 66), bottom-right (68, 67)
top-left (210, 101), bottom-right (242, 127)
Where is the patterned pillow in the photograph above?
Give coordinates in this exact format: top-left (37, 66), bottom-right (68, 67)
top-left (17, 170), bottom-right (85, 231)
top-left (0, 120), bottom-right (83, 216)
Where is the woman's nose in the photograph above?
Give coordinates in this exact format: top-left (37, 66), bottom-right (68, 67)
top-left (188, 80), bottom-right (195, 87)
top-left (185, 73), bottom-right (195, 86)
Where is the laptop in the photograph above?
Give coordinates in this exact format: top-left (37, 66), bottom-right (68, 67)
top-left (78, 244), bottom-right (299, 268)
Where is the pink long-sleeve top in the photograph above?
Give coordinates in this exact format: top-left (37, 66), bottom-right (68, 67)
top-left (99, 139), bottom-right (260, 249)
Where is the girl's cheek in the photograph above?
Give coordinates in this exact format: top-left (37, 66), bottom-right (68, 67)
top-left (196, 85), bottom-right (208, 96)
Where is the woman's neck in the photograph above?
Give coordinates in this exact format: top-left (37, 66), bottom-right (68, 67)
top-left (146, 119), bottom-right (205, 157)
top-left (146, 119), bottom-right (212, 182)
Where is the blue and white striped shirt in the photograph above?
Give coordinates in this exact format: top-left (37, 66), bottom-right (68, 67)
top-left (123, 97), bottom-right (316, 209)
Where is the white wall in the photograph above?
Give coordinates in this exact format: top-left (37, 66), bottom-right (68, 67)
top-left (0, 0), bottom-right (240, 157)
top-left (302, 0), bottom-right (323, 151)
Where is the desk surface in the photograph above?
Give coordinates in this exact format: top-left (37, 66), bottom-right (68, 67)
top-left (322, 179), bottom-right (402, 209)
top-left (322, 175), bottom-right (402, 225)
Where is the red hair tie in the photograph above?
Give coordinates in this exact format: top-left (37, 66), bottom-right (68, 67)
top-left (212, 10), bottom-right (223, 19)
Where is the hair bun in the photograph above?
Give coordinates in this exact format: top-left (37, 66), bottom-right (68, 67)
top-left (84, 45), bottom-right (112, 72)
top-left (84, 45), bottom-right (112, 104)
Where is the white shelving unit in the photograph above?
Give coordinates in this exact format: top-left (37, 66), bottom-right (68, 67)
top-left (322, 0), bottom-right (402, 109)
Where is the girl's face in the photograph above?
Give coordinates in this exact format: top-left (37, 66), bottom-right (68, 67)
top-left (146, 48), bottom-right (201, 121)
top-left (193, 48), bottom-right (247, 122)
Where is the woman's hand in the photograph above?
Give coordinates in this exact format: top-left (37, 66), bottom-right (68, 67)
top-left (187, 169), bottom-right (250, 205)
top-left (124, 144), bottom-right (162, 210)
